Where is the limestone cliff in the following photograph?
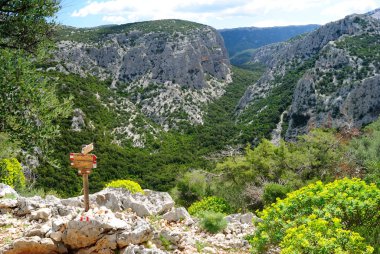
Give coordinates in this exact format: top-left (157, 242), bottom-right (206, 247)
top-left (54, 20), bottom-right (231, 132)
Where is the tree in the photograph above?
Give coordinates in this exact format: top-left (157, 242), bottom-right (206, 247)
top-left (0, 0), bottom-right (72, 159)
top-left (0, 0), bottom-right (59, 52)
top-left (0, 49), bottom-right (72, 157)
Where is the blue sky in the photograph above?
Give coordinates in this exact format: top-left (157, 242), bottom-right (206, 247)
top-left (58, 0), bottom-right (380, 29)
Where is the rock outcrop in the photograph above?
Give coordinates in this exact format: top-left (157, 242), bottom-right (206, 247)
top-left (0, 184), bottom-right (255, 254)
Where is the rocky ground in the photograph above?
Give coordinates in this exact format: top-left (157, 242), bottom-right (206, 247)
top-left (0, 184), bottom-right (256, 254)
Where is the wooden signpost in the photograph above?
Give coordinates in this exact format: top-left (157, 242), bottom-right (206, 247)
top-left (70, 143), bottom-right (96, 211)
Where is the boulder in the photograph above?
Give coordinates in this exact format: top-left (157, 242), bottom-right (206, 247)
top-left (2, 236), bottom-right (66, 254)
top-left (0, 183), bottom-right (18, 198)
top-left (162, 207), bottom-right (194, 225)
top-left (77, 234), bottom-right (117, 254)
top-left (24, 223), bottom-right (50, 237)
top-left (30, 208), bottom-right (51, 221)
top-left (121, 190), bottom-right (174, 217)
top-left (117, 218), bottom-right (153, 248)
top-left (16, 196), bottom-right (44, 216)
top-left (61, 208), bottom-right (128, 249)
top-left (92, 189), bottom-right (122, 212)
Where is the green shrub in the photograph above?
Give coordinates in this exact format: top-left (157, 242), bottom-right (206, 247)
top-left (281, 216), bottom-right (373, 254)
top-left (262, 183), bottom-right (290, 205)
top-left (248, 178), bottom-right (379, 253)
top-left (188, 196), bottom-right (232, 217)
top-left (0, 158), bottom-right (26, 190)
top-left (174, 170), bottom-right (209, 207)
top-left (105, 179), bottom-right (144, 194)
top-left (199, 211), bottom-right (228, 234)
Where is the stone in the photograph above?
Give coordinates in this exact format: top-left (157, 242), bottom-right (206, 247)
top-left (91, 189), bottom-right (122, 212)
top-left (2, 236), bottom-right (63, 254)
top-left (122, 244), bottom-right (167, 254)
top-left (77, 234), bottom-right (117, 254)
top-left (0, 199), bottom-right (18, 209)
top-left (121, 190), bottom-right (174, 217)
top-left (52, 217), bottom-right (69, 232)
top-left (16, 196), bottom-right (44, 216)
top-left (240, 213), bottom-right (254, 224)
top-left (162, 207), bottom-right (194, 225)
top-left (159, 229), bottom-right (181, 245)
top-left (50, 231), bottom-right (63, 242)
top-left (61, 208), bottom-right (128, 249)
top-left (0, 183), bottom-right (18, 198)
top-left (117, 218), bottom-right (153, 248)
top-left (24, 223), bottom-right (50, 237)
top-left (30, 208), bottom-right (51, 221)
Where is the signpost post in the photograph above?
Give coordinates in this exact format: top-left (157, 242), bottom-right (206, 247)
top-left (70, 143), bottom-right (96, 212)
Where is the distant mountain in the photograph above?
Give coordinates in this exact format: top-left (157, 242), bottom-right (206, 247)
top-left (219, 24), bottom-right (319, 65)
top-left (367, 8), bottom-right (380, 19)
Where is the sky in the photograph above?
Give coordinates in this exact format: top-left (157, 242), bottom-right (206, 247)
top-left (57, 0), bottom-right (380, 29)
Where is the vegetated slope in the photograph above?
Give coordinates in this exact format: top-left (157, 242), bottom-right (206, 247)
top-left (54, 19), bottom-right (231, 134)
top-left (219, 24), bottom-right (319, 65)
top-left (37, 66), bottom-right (262, 197)
top-left (237, 10), bottom-right (380, 141)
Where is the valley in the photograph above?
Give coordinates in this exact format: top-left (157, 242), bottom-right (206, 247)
top-left (0, 2), bottom-right (380, 253)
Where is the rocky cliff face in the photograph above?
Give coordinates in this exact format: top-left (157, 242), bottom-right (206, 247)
top-left (54, 20), bottom-right (231, 132)
top-left (237, 12), bottom-right (380, 139)
top-left (0, 184), bottom-right (255, 254)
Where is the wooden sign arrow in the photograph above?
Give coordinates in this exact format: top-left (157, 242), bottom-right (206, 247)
top-left (81, 143), bottom-right (94, 155)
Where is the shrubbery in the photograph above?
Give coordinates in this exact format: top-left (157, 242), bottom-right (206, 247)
top-left (188, 196), bottom-right (232, 217)
top-left (262, 183), bottom-right (290, 205)
top-left (105, 179), bottom-right (144, 194)
top-left (199, 211), bottom-right (228, 234)
top-left (248, 178), bottom-right (379, 253)
top-left (0, 158), bottom-right (25, 190)
top-left (281, 217), bottom-right (373, 254)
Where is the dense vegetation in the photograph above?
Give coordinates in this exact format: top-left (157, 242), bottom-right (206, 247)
top-left (34, 66), bottom-right (263, 197)
top-left (57, 19), bottom-right (206, 43)
top-left (248, 178), bottom-right (379, 253)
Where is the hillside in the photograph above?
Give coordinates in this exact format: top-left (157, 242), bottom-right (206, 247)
top-left (54, 19), bottom-right (231, 130)
top-left (236, 11), bottom-right (380, 140)
top-left (219, 25), bottom-right (319, 65)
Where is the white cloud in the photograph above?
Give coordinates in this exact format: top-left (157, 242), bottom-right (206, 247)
top-left (70, 0), bottom-right (380, 28)
top-left (102, 15), bottom-right (128, 24)
top-left (321, 0), bottom-right (378, 18)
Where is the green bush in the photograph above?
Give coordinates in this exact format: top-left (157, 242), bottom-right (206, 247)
top-left (199, 211), bottom-right (228, 234)
top-left (262, 183), bottom-right (290, 205)
top-left (174, 170), bottom-right (209, 207)
top-left (281, 216), bottom-right (373, 254)
top-left (188, 196), bottom-right (232, 217)
top-left (0, 158), bottom-right (26, 190)
top-left (105, 179), bottom-right (144, 194)
top-left (248, 178), bottom-right (379, 254)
